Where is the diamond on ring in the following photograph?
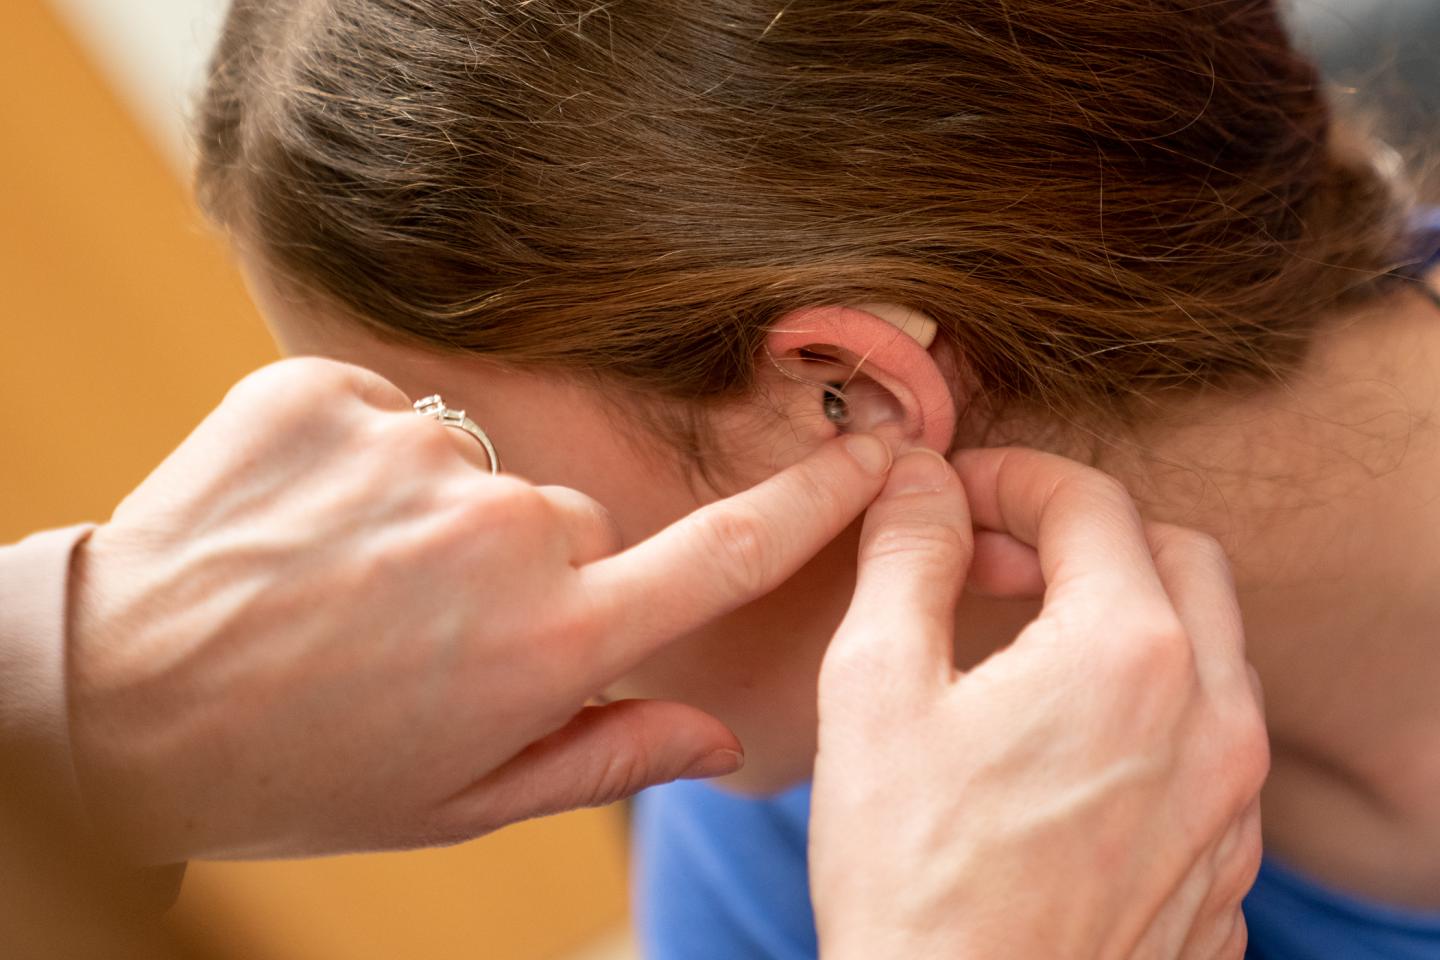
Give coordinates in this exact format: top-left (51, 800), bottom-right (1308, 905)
top-left (412, 394), bottom-right (501, 474)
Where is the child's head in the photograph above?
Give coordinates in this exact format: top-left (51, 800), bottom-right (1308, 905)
top-left (198, 0), bottom-right (1415, 789)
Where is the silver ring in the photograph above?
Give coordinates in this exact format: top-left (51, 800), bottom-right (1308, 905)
top-left (413, 394), bottom-right (501, 474)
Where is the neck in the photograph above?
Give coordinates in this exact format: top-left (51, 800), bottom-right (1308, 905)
top-left (1103, 278), bottom-right (1440, 906)
top-left (949, 277), bottom-right (1440, 905)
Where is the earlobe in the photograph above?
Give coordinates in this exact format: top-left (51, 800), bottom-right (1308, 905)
top-left (766, 305), bottom-right (957, 453)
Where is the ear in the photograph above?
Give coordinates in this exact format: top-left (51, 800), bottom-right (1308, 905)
top-left (764, 304), bottom-right (957, 453)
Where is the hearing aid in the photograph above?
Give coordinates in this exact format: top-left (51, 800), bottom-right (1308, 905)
top-left (769, 304), bottom-right (955, 452)
top-left (855, 303), bottom-right (939, 350)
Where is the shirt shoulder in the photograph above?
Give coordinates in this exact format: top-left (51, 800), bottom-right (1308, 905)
top-left (0, 522), bottom-right (96, 817)
top-left (632, 779), bottom-right (818, 960)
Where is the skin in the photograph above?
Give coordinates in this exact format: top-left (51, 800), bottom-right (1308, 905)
top-left (46, 376), bottom-right (1266, 957)
top-left (241, 247), bottom-right (1440, 910)
top-left (64, 356), bottom-right (899, 862)
top-left (813, 447), bottom-right (1265, 959)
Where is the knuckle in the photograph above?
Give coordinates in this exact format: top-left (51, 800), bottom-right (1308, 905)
top-left (691, 505), bottom-right (772, 598)
top-left (1228, 708), bottom-right (1272, 798)
top-left (1211, 798), bottom-right (1261, 876)
top-left (589, 749), bottom-right (651, 808)
top-left (225, 358), bottom-right (377, 437)
top-left (1083, 470), bottom-right (1133, 506)
top-left (412, 475), bottom-right (552, 556)
top-left (800, 468), bottom-right (859, 525)
top-left (1188, 530), bottom-right (1229, 569)
top-left (229, 357), bottom-right (349, 403)
top-left (819, 620), bottom-right (882, 678)
top-left (379, 411), bottom-right (447, 456)
top-left (1234, 817), bottom-right (1265, 890)
top-left (547, 488), bottom-right (622, 551)
top-left (587, 512), bottom-right (625, 559)
top-left (862, 517), bottom-right (971, 568)
top-left (1052, 468), bottom-right (1135, 523)
top-left (352, 417), bottom-right (459, 486)
top-left (471, 476), bottom-right (549, 530)
top-left (223, 362), bottom-right (295, 416)
top-left (1150, 522), bottom-right (1230, 570)
top-left (1246, 664), bottom-right (1267, 714)
top-left (577, 708), bottom-right (661, 807)
top-left (1191, 705), bottom-right (1269, 817)
top-left (995, 449), bottom-right (1139, 519)
top-left (1090, 611), bottom-right (1199, 724)
top-left (1107, 609), bottom-right (1194, 679)
top-left (596, 508), bottom-right (624, 553)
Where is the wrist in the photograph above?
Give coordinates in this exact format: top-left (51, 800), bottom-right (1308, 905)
top-left (815, 888), bottom-right (989, 960)
top-left (64, 526), bottom-right (175, 862)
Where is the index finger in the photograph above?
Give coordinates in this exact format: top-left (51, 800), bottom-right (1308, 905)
top-left (578, 435), bottom-right (893, 676)
top-left (950, 447), bottom-right (1175, 647)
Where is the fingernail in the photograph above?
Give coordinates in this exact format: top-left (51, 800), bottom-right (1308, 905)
top-left (844, 434), bottom-right (892, 475)
top-left (888, 449), bottom-right (953, 495)
top-left (681, 749), bottom-right (745, 781)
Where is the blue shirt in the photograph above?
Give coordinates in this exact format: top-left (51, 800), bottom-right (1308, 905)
top-left (1404, 207), bottom-right (1440, 277)
top-left (634, 780), bottom-right (1440, 959)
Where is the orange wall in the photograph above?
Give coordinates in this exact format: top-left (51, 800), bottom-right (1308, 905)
top-left (1, 2), bottom-right (629, 956)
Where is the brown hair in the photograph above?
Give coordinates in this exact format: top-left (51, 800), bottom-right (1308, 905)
top-left (194, 0), bottom-right (1418, 450)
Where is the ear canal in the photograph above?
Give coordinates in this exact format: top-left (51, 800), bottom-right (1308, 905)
top-left (828, 377), bottom-right (907, 433)
top-left (768, 305), bottom-right (956, 452)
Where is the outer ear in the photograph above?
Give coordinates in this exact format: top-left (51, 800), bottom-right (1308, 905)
top-left (766, 304), bottom-right (957, 453)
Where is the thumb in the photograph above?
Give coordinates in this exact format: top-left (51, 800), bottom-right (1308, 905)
top-left (824, 449), bottom-right (973, 699)
top-left (440, 700), bottom-right (743, 834)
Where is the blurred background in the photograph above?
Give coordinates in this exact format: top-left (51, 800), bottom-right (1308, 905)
top-left (1, 0), bottom-right (1435, 957)
top-left (2, 0), bottom-right (631, 957)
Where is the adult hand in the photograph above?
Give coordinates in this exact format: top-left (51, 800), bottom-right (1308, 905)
top-left (68, 358), bottom-right (896, 862)
top-left (810, 447), bottom-right (1268, 960)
